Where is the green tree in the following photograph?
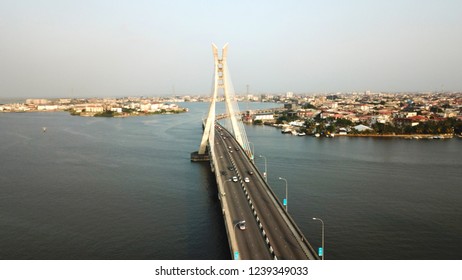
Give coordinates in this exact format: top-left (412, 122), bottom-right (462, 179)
top-left (335, 118), bottom-right (353, 127)
top-left (304, 120), bottom-right (316, 133)
top-left (302, 103), bottom-right (316, 109)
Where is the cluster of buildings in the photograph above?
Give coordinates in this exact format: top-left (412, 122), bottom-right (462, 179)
top-left (294, 92), bottom-right (458, 121)
top-left (0, 97), bottom-right (187, 116)
top-left (1, 92), bottom-right (461, 133)
top-left (246, 91), bottom-right (462, 136)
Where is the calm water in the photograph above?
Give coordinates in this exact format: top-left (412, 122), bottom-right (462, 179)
top-left (1, 102), bottom-right (461, 260)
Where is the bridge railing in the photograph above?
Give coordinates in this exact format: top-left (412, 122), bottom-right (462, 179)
top-left (207, 139), bottom-right (242, 259)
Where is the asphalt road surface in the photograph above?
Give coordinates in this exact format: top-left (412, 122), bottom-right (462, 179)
top-left (215, 125), bottom-right (317, 260)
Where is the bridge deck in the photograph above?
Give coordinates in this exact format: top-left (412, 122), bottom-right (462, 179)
top-left (210, 124), bottom-right (319, 260)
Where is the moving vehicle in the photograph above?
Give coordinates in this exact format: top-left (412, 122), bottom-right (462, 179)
top-left (238, 220), bottom-right (246, 230)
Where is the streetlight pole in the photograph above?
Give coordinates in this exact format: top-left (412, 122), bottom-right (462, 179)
top-left (278, 177), bottom-right (288, 212)
top-left (249, 141), bottom-right (255, 162)
top-left (259, 155), bottom-right (267, 182)
top-left (312, 217), bottom-right (325, 260)
top-left (233, 220), bottom-right (245, 260)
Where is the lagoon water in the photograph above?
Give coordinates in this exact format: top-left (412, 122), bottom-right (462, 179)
top-left (1, 102), bottom-right (461, 259)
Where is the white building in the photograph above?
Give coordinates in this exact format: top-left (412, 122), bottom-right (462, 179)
top-left (150, 103), bottom-right (161, 111)
top-left (37, 105), bottom-right (58, 111)
top-left (338, 128), bottom-right (348, 135)
top-left (360, 104), bottom-right (370, 112)
top-left (353, 124), bottom-right (373, 132)
top-left (370, 115), bottom-right (390, 124)
top-left (111, 107), bottom-right (123, 113)
top-left (140, 103), bottom-right (151, 111)
top-left (253, 113), bottom-right (274, 121)
top-left (289, 120), bottom-right (305, 127)
top-left (85, 104), bottom-right (104, 113)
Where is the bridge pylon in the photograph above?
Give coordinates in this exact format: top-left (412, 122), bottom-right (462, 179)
top-left (192, 43), bottom-right (251, 161)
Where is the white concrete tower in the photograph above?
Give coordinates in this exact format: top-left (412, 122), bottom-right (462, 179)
top-left (198, 43), bottom-right (245, 155)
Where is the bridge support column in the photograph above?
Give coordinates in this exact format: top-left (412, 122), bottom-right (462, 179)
top-left (192, 43), bottom-right (250, 161)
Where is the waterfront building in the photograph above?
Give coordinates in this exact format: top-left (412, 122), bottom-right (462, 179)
top-left (353, 124), bottom-right (373, 132)
top-left (37, 105), bottom-right (58, 111)
top-left (110, 107), bottom-right (123, 113)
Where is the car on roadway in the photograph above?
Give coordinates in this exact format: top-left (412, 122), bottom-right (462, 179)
top-left (248, 170), bottom-right (254, 175)
top-left (244, 177), bottom-right (250, 183)
top-left (232, 176), bottom-right (238, 182)
top-left (238, 221), bottom-right (246, 230)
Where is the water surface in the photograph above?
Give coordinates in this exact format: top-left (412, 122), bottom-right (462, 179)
top-left (1, 103), bottom-right (461, 259)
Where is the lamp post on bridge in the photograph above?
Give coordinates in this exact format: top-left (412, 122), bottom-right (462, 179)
top-left (233, 220), bottom-right (246, 260)
top-left (248, 141), bottom-right (255, 162)
top-left (312, 217), bottom-right (325, 260)
top-left (258, 155), bottom-right (267, 182)
top-left (278, 177), bottom-right (288, 212)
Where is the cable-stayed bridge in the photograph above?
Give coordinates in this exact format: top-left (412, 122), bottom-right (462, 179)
top-left (191, 44), bottom-right (319, 260)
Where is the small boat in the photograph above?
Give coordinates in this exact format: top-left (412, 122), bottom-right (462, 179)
top-left (297, 132), bottom-right (306, 136)
top-left (314, 133), bottom-right (320, 138)
top-left (42, 127), bottom-right (47, 133)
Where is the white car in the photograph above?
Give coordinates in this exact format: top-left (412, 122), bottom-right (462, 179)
top-left (244, 177), bottom-right (250, 183)
top-left (232, 176), bottom-right (238, 182)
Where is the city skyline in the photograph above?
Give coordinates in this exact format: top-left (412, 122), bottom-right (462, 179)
top-left (1, 0), bottom-right (461, 98)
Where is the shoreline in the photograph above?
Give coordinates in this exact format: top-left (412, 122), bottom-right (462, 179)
top-left (335, 133), bottom-right (455, 139)
top-left (262, 123), bottom-right (458, 139)
top-left (1, 108), bottom-right (188, 117)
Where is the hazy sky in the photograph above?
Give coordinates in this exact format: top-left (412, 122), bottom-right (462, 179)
top-left (1, 0), bottom-right (461, 98)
